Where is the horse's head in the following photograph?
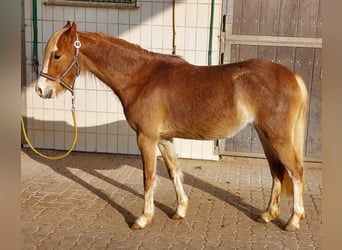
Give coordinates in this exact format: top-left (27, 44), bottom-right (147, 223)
top-left (36, 21), bottom-right (80, 98)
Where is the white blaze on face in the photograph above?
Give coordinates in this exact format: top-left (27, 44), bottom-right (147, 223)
top-left (36, 27), bottom-right (69, 98)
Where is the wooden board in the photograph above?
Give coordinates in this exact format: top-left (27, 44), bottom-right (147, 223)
top-left (220, 0), bottom-right (322, 160)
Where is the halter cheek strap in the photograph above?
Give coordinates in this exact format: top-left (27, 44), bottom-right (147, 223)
top-left (39, 33), bottom-right (82, 96)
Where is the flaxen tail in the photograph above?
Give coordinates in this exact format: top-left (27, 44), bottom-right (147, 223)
top-left (282, 74), bottom-right (308, 196)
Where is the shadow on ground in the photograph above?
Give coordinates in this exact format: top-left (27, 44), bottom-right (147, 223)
top-left (22, 146), bottom-right (288, 230)
top-left (21, 116), bottom-right (285, 229)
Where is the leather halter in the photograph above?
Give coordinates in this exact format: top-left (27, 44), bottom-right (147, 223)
top-left (39, 33), bottom-right (81, 96)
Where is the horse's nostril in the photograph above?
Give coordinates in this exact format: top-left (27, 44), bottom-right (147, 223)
top-left (35, 86), bottom-right (42, 96)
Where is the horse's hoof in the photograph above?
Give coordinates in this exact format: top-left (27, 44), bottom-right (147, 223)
top-left (257, 212), bottom-right (273, 224)
top-left (172, 213), bottom-right (185, 220)
top-left (256, 216), bottom-right (268, 223)
top-left (131, 222), bottom-right (144, 230)
top-left (257, 210), bottom-right (279, 224)
top-left (284, 223), bottom-right (299, 232)
top-left (131, 215), bottom-right (152, 230)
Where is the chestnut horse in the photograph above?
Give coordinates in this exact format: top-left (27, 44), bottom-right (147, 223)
top-left (36, 22), bottom-right (307, 231)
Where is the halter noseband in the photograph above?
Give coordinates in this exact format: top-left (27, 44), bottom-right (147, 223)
top-left (40, 33), bottom-right (81, 96)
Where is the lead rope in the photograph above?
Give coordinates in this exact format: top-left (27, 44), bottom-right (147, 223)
top-left (21, 97), bottom-right (78, 160)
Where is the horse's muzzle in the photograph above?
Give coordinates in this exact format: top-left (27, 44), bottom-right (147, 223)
top-left (35, 86), bottom-right (53, 99)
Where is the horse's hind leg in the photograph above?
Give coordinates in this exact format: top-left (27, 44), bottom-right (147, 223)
top-left (158, 139), bottom-right (189, 219)
top-left (271, 142), bottom-right (305, 231)
top-left (284, 166), bottom-right (305, 231)
top-left (255, 126), bottom-right (283, 223)
top-left (255, 125), bottom-right (305, 231)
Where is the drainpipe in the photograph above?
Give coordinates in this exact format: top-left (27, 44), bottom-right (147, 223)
top-left (21, 0), bottom-right (27, 145)
top-left (21, 0), bottom-right (26, 88)
top-left (208, 0), bottom-right (215, 65)
top-left (172, 0), bottom-right (176, 55)
top-left (32, 0), bottom-right (39, 77)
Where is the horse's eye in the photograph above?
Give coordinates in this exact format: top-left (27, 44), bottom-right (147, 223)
top-left (54, 54), bottom-right (61, 60)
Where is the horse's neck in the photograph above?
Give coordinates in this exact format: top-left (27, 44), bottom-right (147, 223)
top-left (78, 32), bottom-right (150, 104)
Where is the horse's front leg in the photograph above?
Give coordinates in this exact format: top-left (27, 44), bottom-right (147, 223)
top-left (158, 139), bottom-right (188, 219)
top-left (131, 133), bottom-right (158, 230)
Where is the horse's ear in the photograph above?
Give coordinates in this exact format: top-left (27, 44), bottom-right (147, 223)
top-left (64, 21), bottom-right (72, 28)
top-left (69, 22), bottom-right (77, 36)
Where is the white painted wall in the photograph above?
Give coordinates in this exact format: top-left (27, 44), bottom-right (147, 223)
top-left (24, 0), bottom-right (222, 160)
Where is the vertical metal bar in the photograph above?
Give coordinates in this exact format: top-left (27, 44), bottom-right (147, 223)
top-left (220, 52), bottom-right (224, 64)
top-left (224, 0), bottom-right (234, 63)
top-left (222, 14), bottom-right (226, 32)
top-left (33, 0), bottom-right (39, 77)
top-left (21, 0), bottom-right (26, 88)
top-left (21, 0), bottom-right (27, 145)
top-left (172, 0), bottom-right (176, 55)
top-left (208, 0), bottom-right (215, 65)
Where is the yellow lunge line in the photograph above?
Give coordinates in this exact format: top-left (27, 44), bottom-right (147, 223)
top-left (21, 111), bottom-right (78, 160)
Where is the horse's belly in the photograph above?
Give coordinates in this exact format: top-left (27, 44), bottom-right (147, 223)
top-left (162, 98), bottom-right (255, 140)
top-left (202, 119), bottom-right (252, 140)
top-left (163, 115), bottom-right (253, 141)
